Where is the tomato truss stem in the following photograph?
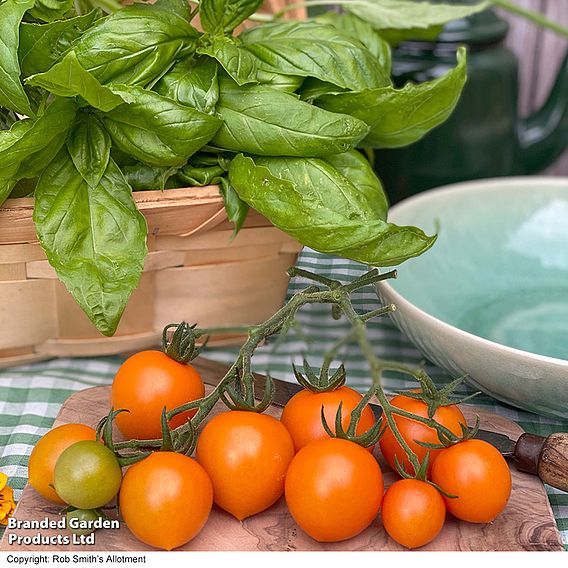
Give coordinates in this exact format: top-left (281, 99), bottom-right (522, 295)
top-left (100, 268), bottom-right (472, 472)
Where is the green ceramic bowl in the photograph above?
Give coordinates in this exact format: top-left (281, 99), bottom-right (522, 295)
top-left (376, 177), bottom-right (568, 419)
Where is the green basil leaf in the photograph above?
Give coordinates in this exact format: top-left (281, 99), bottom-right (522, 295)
top-left (317, 47), bottom-right (467, 148)
top-left (240, 21), bottom-right (390, 91)
top-left (324, 150), bottom-right (388, 222)
top-left (0, 97), bottom-right (77, 206)
top-left (154, 57), bottom-right (219, 114)
top-left (177, 155), bottom-right (225, 187)
top-left (26, 52), bottom-right (129, 112)
top-left (14, 132), bottom-right (65, 181)
top-left (19, 10), bottom-right (101, 79)
top-left (67, 113), bottom-right (110, 188)
top-left (197, 36), bottom-right (258, 86)
top-left (28, 0), bottom-right (74, 23)
top-left (200, 0), bottom-right (264, 35)
top-left (100, 85), bottom-right (222, 167)
top-left (34, 146), bottom-right (148, 336)
top-left (298, 78), bottom-right (345, 103)
top-left (212, 76), bottom-right (369, 157)
top-left (229, 154), bottom-right (435, 266)
top-left (122, 163), bottom-right (178, 191)
top-left (345, 0), bottom-right (489, 30)
top-left (379, 25), bottom-right (444, 47)
top-left (316, 12), bottom-right (392, 74)
top-left (0, 0), bottom-right (35, 116)
top-left (71, 5), bottom-right (199, 86)
top-left (152, 0), bottom-right (190, 19)
top-left (0, 178), bottom-right (18, 206)
top-left (0, 109), bottom-right (19, 130)
top-left (255, 69), bottom-right (303, 93)
top-left (9, 178), bottom-right (36, 198)
top-left (219, 176), bottom-right (249, 236)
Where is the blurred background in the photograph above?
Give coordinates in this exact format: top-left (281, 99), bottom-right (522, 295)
top-left (372, 0), bottom-right (568, 202)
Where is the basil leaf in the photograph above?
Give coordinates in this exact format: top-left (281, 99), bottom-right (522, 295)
top-left (255, 70), bottom-right (303, 93)
top-left (197, 36), bottom-right (258, 86)
top-left (122, 163), bottom-right (178, 191)
top-left (317, 47), bottom-right (467, 148)
top-left (28, 0), bottom-right (74, 23)
top-left (15, 133), bottom-right (66, 181)
top-left (0, 0), bottom-right (34, 116)
top-left (26, 52), bottom-right (129, 112)
top-left (0, 97), bottom-right (77, 206)
top-left (317, 12), bottom-right (392, 74)
top-left (67, 113), bottom-right (110, 188)
top-left (229, 154), bottom-right (435, 266)
top-left (219, 176), bottom-right (249, 236)
top-left (212, 77), bottom-right (369, 157)
top-left (324, 150), bottom-right (388, 222)
top-left (299, 78), bottom-right (345, 103)
top-left (154, 57), bottom-right (219, 115)
top-left (152, 0), bottom-right (190, 19)
top-left (0, 179), bottom-right (18, 205)
top-left (200, 0), bottom-right (264, 35)
top-left (240, 21), bottom-right (390, 91)
top-left (100, 85), bottom-right (222, 167)
top-left (9, 178), bottom-right (36, 198)
top-left (345, 0), bottom-right (489, 30)
top-left (177, 162), bottom-right (225, 187)
top-left (34, 146), bottom-right (148, 336)
top-left (19, 11), bottom-right (101, 78)
top-left (71, 5), bottom-right (199, 86)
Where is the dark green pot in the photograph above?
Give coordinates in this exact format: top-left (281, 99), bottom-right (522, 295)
top-left (374, 8), bottom-right (568, 204)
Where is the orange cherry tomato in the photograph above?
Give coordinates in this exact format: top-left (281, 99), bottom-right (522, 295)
top-left (195, 410), bottom-right (295, 520)
top-left (381, 479), bottom-right (446, 549)
top-left (430, 439), bottom-right (512, 523)
top-left (285, 438), bottom-right (384, 542)
top-left (280, 386), bottom-right (377, 452)
top-left (111, 350), bottom-right (205, 440)
top-left (119, 452), bottom-right (213, 550)
top-left (379, 392), bottom-right (466, 475)
top-left (28, 424), bottom-right (97, 504)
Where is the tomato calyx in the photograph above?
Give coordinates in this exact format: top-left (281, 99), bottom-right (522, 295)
top-left (162, 321), bottom-right (207, 364)
top-left (391, 373), bottom-right (481, 450)
top-left (402, 372), bottom-right (479, 419)
top-left (219, 371), bottom-right (275, 413)
top-left (320, 399), bottom-right (384, 449)
top-left (292, 358), bottom-right (346, 393)
top-left (393, 451), bottom-right (458, 500)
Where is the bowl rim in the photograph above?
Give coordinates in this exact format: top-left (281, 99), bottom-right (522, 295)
top-left (377, 175), bottom-right (568, 368)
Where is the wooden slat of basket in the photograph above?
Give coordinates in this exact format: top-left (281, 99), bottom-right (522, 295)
top-left (38, 332), bottom-right (162, 358)
top-left (0, 243), bottom-right (45, 264)
top-left (154, 252), bottom-right (298, 330)
top-left (26, 250), bottom-right (186, 280)
top-left (0, 187), bottom-right (226, 245)
top-left (0, 264), bottom-right (26, 281)
top-left (0, 279), bottom-right (57, 350)
top-left (183, 243), bottom-right (285, 266)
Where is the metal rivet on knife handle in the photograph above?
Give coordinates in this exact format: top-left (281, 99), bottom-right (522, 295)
top-left (514, 432), bottom-right (568, 493)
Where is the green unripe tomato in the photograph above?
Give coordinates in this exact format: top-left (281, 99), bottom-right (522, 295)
top-left (66, 508), bottom-right (105, 536)
top-left (54, 440), bottom-right (122, 509)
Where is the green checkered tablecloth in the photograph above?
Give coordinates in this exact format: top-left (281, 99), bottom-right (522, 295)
top-left (0, 248), bottom-right (567, 548)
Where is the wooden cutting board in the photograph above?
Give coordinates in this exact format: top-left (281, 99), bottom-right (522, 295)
top-left (1, 358), bottom-right (564, 552)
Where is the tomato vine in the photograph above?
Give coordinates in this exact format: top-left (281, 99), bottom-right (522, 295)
top-left (98, 267), bottom-right (474, 475)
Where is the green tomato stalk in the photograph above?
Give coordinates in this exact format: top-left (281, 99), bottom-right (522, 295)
top-left (99, 267), bottom-right (475, 478)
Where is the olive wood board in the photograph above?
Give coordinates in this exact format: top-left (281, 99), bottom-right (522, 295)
top-left (1, 365), bottom-right (564, 552)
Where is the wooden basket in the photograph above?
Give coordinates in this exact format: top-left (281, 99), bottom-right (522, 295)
top-left (0, 1), bottom-right (306, 368)
top-left (0, 187), bottom-right (302, 368)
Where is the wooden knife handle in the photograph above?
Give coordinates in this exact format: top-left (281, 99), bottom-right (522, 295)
top-left (514, 432), bottom-right (568, 492)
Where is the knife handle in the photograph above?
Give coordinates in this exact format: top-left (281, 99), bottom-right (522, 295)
top-left (514, 432), bottom-right (568, 492)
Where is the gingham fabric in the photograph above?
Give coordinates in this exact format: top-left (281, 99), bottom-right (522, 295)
top-left (0, 247), bottom-right (567, 548)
